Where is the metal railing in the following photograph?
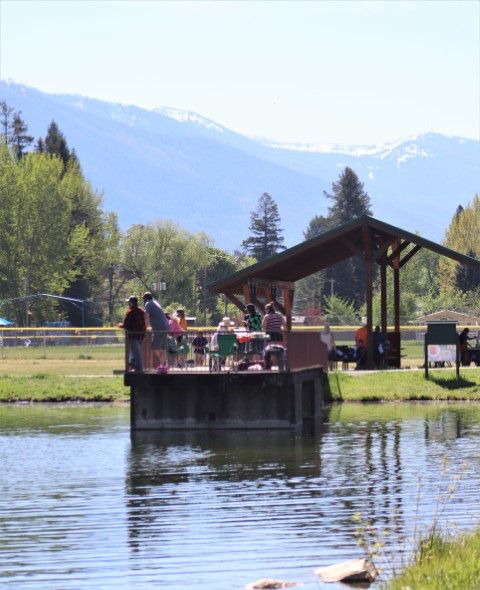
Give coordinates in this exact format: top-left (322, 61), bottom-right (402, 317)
top-left (123, 329), bottom-right (332, 374)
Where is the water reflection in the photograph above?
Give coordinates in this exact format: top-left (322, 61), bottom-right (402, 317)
top-left (1, 403), bottom-right (480, 589)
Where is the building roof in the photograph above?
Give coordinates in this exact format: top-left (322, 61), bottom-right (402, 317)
top-left (209, 215), bottom-right (480, 295)
top-left (416, 310), bottom-right (480, 324)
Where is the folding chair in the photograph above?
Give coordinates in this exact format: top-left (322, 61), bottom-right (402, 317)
top-left (208, 334), bottom-right (238, 371)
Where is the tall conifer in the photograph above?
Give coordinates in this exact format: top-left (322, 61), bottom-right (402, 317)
top-left (241, 192), bottom-right (285, 261)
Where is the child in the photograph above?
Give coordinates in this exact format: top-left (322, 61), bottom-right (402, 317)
top-left (192, 331), bottom-right (208, 367)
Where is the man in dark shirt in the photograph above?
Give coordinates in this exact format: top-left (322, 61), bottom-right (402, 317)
top-left (119, 296), bottom-right (146, 371)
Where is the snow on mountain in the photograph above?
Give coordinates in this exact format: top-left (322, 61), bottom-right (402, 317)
top-left (155, 107), bottom-right (225, 133)
top-left (0, 81), bottom-right (478, 250)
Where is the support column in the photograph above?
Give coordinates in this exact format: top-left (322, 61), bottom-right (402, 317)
top-left (393, 242), bottom-right (400, 333)
top-left (393, 240), bottom-right (401, 368)
top-left (363, 226), bottom-right (374, 369)
top-left (242, 283), bottom-right (251, 306)
top-left (380, 261), bottom-right (387, 334)
top-left (282, 287), bottom-right (293, 332)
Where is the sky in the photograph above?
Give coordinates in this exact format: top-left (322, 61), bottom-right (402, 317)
top-left (0, 0), bottom-right (479, 145)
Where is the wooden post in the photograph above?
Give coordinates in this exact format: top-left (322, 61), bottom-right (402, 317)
top-left (282, 287), bottom-right (293, 332)
top-left (363, 226), bottom-right (374, 369)
top-left (242, 283), bottom-right (251, 306)
top-left (392, 240), bottom-right (401, 368)
top-left (393, 242), bottom-right (400, 333)
top-left (380, 261), bottom-right (387, 334)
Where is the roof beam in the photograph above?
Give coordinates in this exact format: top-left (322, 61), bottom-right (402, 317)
top-left (374, 237), bottom-right (395, 262)
top-left (399, 244), bottom-right (422, 268)
top-left (386, 240), bottom-right (411, 266)
top-left (224, 290), bottom-right (245, 312)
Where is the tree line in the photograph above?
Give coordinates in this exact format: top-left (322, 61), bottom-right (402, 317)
top-left (0, 99), bottom-right (478, 326)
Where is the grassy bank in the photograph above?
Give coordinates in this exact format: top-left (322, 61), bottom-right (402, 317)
top-left (329, 369), bottom-right (480, 401)
top-left (0, 374), bottom-right (127, 402)
top-left (388, 529), bottom-right (480, 590)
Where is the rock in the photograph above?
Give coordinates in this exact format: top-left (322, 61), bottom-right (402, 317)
top-left (246, 579), bottom-right (302, 589)
top-left (314, 558), bottom-right (378, 583)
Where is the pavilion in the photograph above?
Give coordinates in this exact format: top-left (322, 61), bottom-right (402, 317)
top-left (208, 215), bottom-right (480, 369)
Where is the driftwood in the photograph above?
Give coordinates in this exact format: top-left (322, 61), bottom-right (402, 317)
top-left (314, 558), bottom-right (378, 584)
top-left (246, 579), bottom-right (302, 589)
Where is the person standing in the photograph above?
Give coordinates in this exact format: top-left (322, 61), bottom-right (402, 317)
top-left (119, 296), bottom-right (146, 372)
top-left (262, 303), bottom-right (285, 342)
top-left (459, 327), bottom-right (475, 366)
top-left (143, 292), bottom-right (169, 368)
top-left (174, 309), bottom-right (188, 332)
top-left (320, 324), bottom-right (336, 370)
top-left (244, 304), bottom-right (262, 332)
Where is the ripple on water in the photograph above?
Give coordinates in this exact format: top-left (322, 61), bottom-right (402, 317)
top-left (1, 403), bottom-right (480, 589)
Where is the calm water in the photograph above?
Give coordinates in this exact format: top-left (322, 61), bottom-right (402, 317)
top-left (1, 403), bottom-right (480, 589)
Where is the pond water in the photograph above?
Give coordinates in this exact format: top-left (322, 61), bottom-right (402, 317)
top-left (1, 403), bottom-right (480, 589)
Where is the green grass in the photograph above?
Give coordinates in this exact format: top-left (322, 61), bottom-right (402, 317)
top-left (388, 530), bottom-right (480, 590)
top-left (0, 374), bottom-right (128, 402)
top-left (328, 369), bottom-right (480, 401)
top-left (0, 344), bottom-right (124, 376)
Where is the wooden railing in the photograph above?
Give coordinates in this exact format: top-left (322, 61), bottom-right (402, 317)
top-left (286, 331), bottom-right (328, 371)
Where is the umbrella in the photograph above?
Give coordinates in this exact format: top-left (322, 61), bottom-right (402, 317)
top-left (0, 317), bottom-right (13, 326)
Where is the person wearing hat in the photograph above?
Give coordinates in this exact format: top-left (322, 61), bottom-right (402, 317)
top-left (118, 296), bottom-right (146, 372)
top-left (143, 292), bottom-right (169, 368)
top-left (210, 317), bottom-right (235, 351)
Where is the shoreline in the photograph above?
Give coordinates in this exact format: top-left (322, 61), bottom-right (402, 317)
top-left (1, 367), bottom-right (480, 403)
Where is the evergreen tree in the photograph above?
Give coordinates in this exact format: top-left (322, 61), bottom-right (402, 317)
top-left (44, 121), bottom-right (72, 168)
top-left (0, 101), bottom-right (33, 158)
top-left (11, 113), bottom-right (33, 159)
top-left (35, 138), bottom-right (45, 152)
top-left (325, 166), bottom-right (372, 224)
top-left (323, 167), bottom-right (373, 305)
top-left (0, 100), bottom-right (14, 142)
top-left (304, 215), bottom-right (331, 240)
top-left (294, 215), bottom-right (331, 315)
top-left (241, 192), bottom-right (285, 260)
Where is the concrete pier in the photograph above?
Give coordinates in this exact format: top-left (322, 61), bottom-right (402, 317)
top-left (126, 368), bottom-right (327, 430)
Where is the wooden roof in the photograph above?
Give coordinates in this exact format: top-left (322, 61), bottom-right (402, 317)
top-left (209, 215), bottom-right (480, 295)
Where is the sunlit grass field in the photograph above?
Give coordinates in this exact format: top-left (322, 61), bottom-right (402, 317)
top-left (0, 344), bottom-right (124, 376)
top-left (0, 344), bottom-right (126, 401)
top-left (0, 340), bottom-right (474, 402)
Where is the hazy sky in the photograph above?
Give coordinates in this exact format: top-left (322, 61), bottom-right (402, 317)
top-left (0, 0), bottom-right (479, 145)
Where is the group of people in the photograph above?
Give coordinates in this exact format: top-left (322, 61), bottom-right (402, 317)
top-left (209, 302), bottom-right (287, 369)
top-left (119, 295), bottom-right (287, 372)
top-left (320, 323), bottom-right (388, 370)
top-left (119, 292), bottom-right (188, 372)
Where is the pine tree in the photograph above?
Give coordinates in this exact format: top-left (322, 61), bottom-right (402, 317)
top-left (35, 138), bottom-right (45, 152)
top-left (304, 215), bottom-right (331, 240)
top-left (44, 121), bottom-right (72, 168)
top-left (325, 166), bottom-right (372, 225)
top-left (294, 215), bottom-right (330, 315)
top-left (0, 101), bottom-right (33, 158)
top-left (241, 192), bottom-right (285, 260)
top-left (0, 100), bottom-right (14, 142)
top-left (323, 167), bottom-right (373, 305)
top-left (11, 113), bottom-right (33, 159)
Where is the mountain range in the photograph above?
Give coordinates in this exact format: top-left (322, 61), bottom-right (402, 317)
top-left (1, 80), bottom-right (478, 250)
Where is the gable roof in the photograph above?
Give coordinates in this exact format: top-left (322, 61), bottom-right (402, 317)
top-left (209, 215), bottom-right (480, 294)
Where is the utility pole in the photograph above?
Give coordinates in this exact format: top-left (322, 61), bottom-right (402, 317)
top-left (328, 278), bottom-right (335, 297)
top-left (203, 267), bottom-right (207, 327)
